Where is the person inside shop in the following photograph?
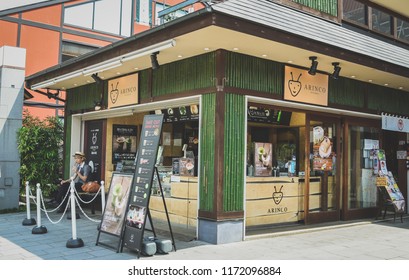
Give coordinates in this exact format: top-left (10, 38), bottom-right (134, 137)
top-left (54, 151), bottom-right (91, 212)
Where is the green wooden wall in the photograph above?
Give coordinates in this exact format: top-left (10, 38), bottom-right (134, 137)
top-left (199, 93), bottom-right (216, 211)
top-left (226, 52), bottom-right (283, 96)
top-left (291, 0), bottom-right (338, 16)
top-left (223, 93), bottom-right (245, 212)
top-left (139, 52), bottom-right (216, 100)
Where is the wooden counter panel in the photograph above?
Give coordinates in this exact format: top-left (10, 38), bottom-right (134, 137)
top-left (246, 196), bottom-right (299, 218)
top-left (169, 198), bottom-right (197, 217)
top-left (171, 181), bottom-right (198, 199)
top-left (246, 213), bottom-right (299, 226)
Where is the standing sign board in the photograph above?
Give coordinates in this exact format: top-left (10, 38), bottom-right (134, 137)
top-left (122, 114), bottom-right (164, 252)
top-left (99, 173), bottom-right (133, 236)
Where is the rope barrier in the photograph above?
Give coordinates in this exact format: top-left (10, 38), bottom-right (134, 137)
top-left (24, 180), bottom-right (106, 247)
top-left (27, 181), bottom-right (102, 223)
top-left (22, 181), bottom-right (36, 226)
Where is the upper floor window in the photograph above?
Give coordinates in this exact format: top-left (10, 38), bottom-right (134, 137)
top-left (342, 0), bottom-right (409, 44)
top-left (397, 18), bottom-right (409, 43)
top-left (61, 41), bottom-right (98, 62)
top-left (343, 0), bottom-right (366, 25)
top-left (64, 0), bottom-right (133, 37)
top-left (371, 8), bottom-right (392, 35)
top-left (154, 2), bottom-right (189, 26)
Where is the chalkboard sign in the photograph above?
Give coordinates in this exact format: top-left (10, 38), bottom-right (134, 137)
top-left (122, 114), bottom-right (164, 253)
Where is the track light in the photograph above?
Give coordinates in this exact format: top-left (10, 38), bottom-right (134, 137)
top-left (150, 51), bottom-right (160, 70)
top-left (91, 73), bottom-right (103, 84)
top-left (331, 62), bottom-right (341, 79)
top-left (308, 56), bottom-right (318, 75)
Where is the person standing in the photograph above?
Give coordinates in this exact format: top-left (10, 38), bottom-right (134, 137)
top-left (55, 151), bottom-right (91, 212)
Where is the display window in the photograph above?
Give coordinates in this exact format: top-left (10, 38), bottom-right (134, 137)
top-left (347, 125), bottom-right (381, 209)
top-left (246, 105), bottom-right (307, 227)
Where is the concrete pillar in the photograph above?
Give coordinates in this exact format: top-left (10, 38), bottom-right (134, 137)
top-left (0, 46), bottom-right (26, 210)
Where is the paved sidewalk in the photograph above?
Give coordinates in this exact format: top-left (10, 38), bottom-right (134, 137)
top-left (1, 210), bottom-right (409, 260)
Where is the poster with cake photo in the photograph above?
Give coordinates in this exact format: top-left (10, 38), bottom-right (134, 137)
top-left (254, 142), bottom-right (272, 176)
top-left (312, 126), bottom-right (333, 171)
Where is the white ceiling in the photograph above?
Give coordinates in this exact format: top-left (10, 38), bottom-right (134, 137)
top-left (39, 25), bottom-right (409, 93)
top-left (370, 0), bottom-right (409, 19)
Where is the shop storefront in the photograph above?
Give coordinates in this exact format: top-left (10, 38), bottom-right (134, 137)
top-left (26, 2), bottom-right (409, 244)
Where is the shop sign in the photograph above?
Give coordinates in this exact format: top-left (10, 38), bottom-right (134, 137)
top-left (284, 66), bottom-right (328, 106)
top-left (85, 120), bottom-right (103, 181)
top-left (157, 104), bottom-right (199, 122)
top-left (382, 113), bottom-right (409, 133)
top-left (247, 106), bottom-right (292, 125)
top-left (108, 73), bottom-right (138, 109)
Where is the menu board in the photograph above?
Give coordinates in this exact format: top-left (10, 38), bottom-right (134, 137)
top-left (122, 114), bottom-right (164, 252)
top-left (157, 104), bottom-right (199, 123)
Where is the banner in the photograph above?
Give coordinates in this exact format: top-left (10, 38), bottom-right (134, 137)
top-left (382, 113), bottom-right (409, 133)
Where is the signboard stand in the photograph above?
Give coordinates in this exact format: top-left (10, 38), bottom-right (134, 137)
top-left (154, 166), bottom-right (176, 251)
top-left (118, 114), bottom-right (176, 257)
top-left (96, 172), bottom-right (134, 252)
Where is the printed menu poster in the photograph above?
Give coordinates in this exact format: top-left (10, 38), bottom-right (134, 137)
top-left (99, 173), bottom-right (133, 236)
top-left (122, 114), bottom-right (164, 253)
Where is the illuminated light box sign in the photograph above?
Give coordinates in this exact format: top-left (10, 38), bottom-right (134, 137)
top-left (247, 106), bottom-right (292, 126)
top-left (154, 105), bottom-right (199, 123)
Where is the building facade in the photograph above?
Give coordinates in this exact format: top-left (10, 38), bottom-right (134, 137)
top-left (0, 0), bottom-right (200, 119)
top-left (26, 0), bottom-right (409, 244)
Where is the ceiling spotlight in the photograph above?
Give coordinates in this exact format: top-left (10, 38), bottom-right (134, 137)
top-left (331, 62), bottom-right (341, 79)
top-left (308, 56), bottom-right (318, 75)
top-left (91, 73), bottom-right (103, 83)
top-left (150, 51), bottom-right (160, 70)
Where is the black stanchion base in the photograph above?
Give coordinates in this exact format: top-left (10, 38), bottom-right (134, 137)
top-left (66, 238), bottom-right (84, 248)
top-left (32, 225), bottom-right (47, 234)
top-left (67, 213), bottom-right (80, 220)
top-left (22, 218), bottom-right (36, 226)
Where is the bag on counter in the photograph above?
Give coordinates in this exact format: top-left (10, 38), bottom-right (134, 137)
top-left (81, 181), bottom-right (100, 193)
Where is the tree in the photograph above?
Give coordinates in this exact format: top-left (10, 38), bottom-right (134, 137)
top-left (17, 110), bottom-right (63, 197)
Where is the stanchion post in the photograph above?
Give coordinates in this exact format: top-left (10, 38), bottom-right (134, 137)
top-left (32, 183), bottom-right (47, 234)
top-left (66, 180), bottom-right (84, 248)
top-left (100, 181), bottom-right (105, 212)
top-left (22, 181), bottom-right (36, 226)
